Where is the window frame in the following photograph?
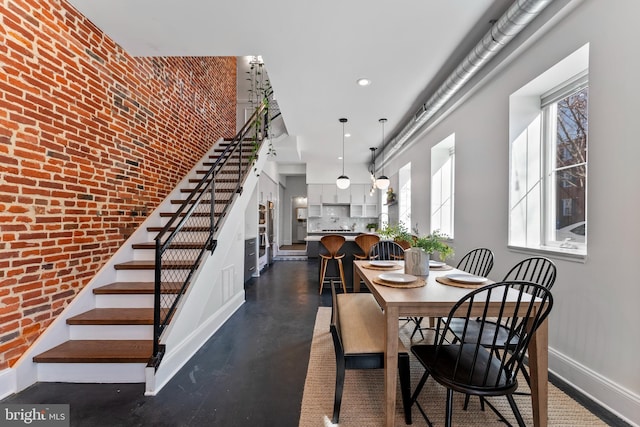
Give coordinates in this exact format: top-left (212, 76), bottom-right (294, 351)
top-left (507, 44), bottom-right (589, 262)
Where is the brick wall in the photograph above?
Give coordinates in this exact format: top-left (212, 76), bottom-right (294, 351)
top-left (0, 0), bottom-right (237, 369)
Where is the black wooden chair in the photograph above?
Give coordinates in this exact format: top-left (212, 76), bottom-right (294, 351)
top-left (411, 247), bottom-right (496, 340)
top-left (410, 281), bottom-right (553, 427)
top-left (369, 240), bottom-right (405, 260)
top-left (329, 282), bottom-right (412, 424)
top-left (456, 247), bottom-right (494, 277)
top-left (449, 257), bottom-right (557, 407)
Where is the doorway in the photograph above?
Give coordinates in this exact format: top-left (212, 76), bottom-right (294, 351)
top-left (290, 196), bottom-right (307, 244)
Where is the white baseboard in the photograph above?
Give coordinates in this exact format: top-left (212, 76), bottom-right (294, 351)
top-left (549, 347), bottom-right (640, 426)
top-left (0, 368), bottom-right (16, 400)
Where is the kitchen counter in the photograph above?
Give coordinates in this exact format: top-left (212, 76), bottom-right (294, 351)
top-left (305, 232), bottom-right (380, 291)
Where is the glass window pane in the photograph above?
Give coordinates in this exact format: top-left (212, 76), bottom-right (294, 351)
top-left (553, 164), bottom-right (586, 243)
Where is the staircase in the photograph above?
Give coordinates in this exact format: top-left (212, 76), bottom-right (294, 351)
top-left (30, 137), bottom-right (258, 384)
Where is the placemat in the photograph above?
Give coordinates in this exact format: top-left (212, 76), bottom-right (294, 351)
top-left (436, 276), bottom-right (489, 289)
top-left (362, 263), bottom-right (403, 271)
top-left (372, 276), bottom-right (426, 288)
top-left (430, 264), bottom-right (453, 271)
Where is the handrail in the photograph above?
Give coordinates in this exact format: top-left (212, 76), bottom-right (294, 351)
top-left (149, 102), bottom-right (267, 368)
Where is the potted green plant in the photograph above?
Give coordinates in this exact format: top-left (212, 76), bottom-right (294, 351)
top-left (404, 230), bottom-right (453, 276)
top-left (366, 222), bottom-right (378, 233)
top-left (378, 223), bottom-right (453, 275)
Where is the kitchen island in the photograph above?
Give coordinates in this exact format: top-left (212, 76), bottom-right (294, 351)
top-left (305, 231), bottom-right (377, 292)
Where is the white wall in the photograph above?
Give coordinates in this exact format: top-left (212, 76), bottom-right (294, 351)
top-left (385, 1), bottom-right (640, 424)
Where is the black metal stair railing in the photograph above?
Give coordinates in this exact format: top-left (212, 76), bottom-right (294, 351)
top-left (149, 102), bottom-right (267, 368)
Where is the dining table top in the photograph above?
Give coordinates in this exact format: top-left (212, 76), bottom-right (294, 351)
top-left (353, 260), bottom-right (504, 308)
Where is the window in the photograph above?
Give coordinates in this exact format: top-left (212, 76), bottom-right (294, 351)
top-left (508, 44), bottom-right (589, 256)
top-left (543, 81), bottom-right (588, 246)
top-left (398, 163), bottom-right (411, 229)
top-left (431, 134), bottom-right (455, 238)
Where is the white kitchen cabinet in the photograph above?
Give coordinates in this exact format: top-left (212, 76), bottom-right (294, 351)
top-left (364, 204), bottom-right (378, 217)
top-left (336, 187), bottom-right (350, 203)
top-left (350, 204), bottom-right (364, 217)
top-left (365, 187), bottom-right (379, 205)
top-left (350, 184), bottom-right (365, 204)
top-left (321, 184), bottom-right (336, 204)
top-left (308, 204), bottom-right (322, 217)
top-left (308, 184), bottom-right (322, 204)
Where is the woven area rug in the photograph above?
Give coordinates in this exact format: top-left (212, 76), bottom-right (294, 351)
top-left (299, 307), bottom-right (606, 427)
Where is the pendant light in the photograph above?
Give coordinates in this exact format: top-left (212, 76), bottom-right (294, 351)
top-left (369, 147), bottom-right (377, 195)
top-left (375, 118), bottom-right (390, 190)
top-left (336, 118), bottom-right (350, 189)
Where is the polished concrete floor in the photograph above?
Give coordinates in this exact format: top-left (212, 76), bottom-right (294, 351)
top-left (3, 260), bottom-right (629, 426)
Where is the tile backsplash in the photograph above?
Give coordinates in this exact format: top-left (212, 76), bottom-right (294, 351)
top-left (307, 205), bottom-right (376, 232)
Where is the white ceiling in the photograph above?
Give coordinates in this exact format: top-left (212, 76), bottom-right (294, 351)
top-left (67, 0), bottom-right (512, 169)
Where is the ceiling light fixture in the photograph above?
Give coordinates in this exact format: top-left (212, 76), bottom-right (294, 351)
top-left (356, 78), bottom-right (371, 86)
top-left (336, 118), bottom-right (350, 190)
top-left (375, 118), bottom-right (390, 191)
top-left (369, 147), bottom-right (377, 195)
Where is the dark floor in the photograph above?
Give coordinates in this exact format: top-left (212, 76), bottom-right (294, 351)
top-left (2, 260), bottom-right (629, 427)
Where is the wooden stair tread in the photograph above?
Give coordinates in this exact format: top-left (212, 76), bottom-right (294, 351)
top-left (147, 226), bottom-right (213, 233)
top-left (67, 308), bottom-right (158, 325)
top-left (188, 178), bottom-right (237, 183)
top-left (93, 282), bottom-right (182, 294)
top-left (159, 211), bottom-right (223, 217)
top-left (180, 188), bottom-right (235, 193)
top-left (131, 242), bottom-right (207, 250)
top-left (33, 340), bottom-right (153, 363)
top-left (114, 260), bottom-right (196, 270)
top-left (170, 197), bottom-right (232, 204)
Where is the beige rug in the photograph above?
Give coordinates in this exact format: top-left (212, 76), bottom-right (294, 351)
top-left (299, 307), bottom-right (607, 427)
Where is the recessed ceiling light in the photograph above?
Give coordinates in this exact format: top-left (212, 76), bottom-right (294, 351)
top-left (338, 156), bottom-right (343, 160)
top-left (356, 78), bottom-right (371, 86)
top-left (344, 133), bottom-right (351, 138)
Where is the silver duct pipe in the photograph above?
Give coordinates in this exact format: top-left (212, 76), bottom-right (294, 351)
top-left (386, 0), bottom-right (553, 157)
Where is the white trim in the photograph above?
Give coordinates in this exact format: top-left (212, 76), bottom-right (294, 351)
top-left (0, 368), bottom-right (16, 400)
top-left (549, 347), bottom-right (640, 426)
top-left (507, 244), bottom-right (586, 263)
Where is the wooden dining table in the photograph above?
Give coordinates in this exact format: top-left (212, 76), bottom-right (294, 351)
top-left (353, 260), bottom-right (549, 427)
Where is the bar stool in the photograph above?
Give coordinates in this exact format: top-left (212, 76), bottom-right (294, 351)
top-left (354, 233), bottom-right (380, 260)
top-left (319, 234), bottom-right (347, 294)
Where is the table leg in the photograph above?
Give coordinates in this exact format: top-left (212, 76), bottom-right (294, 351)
top-left (528, 317), bottom-right (548, 427)
top-left (384, 306), bottom-right (399, 427)
top-left (353, 266), bottom-right (361, 293)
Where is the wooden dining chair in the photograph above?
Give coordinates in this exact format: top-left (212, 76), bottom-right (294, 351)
top-left (318, 234), bottom-right (347, 294)
top-left (354, 233), bottom-right (380, 260)
top-left (410, 281), bottom-right (554, 427)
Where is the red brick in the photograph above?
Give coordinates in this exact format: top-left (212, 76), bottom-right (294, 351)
top-left (0, 0), bottom-right (236, 368)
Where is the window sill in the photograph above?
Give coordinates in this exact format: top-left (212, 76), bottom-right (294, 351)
top-left (507, 245), bottom-right (587, 263)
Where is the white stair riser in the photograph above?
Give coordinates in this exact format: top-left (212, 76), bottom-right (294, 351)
top-left (95, 294), bottom-right (154, 308)
top-left (116, 270), bottom-right (155, 282)
top-left (69, 324), bottom-right (153, 340)
top-left (38, 363), bottom-right (146, 383)
top-left (95, 294), bottom-right (177, 308)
